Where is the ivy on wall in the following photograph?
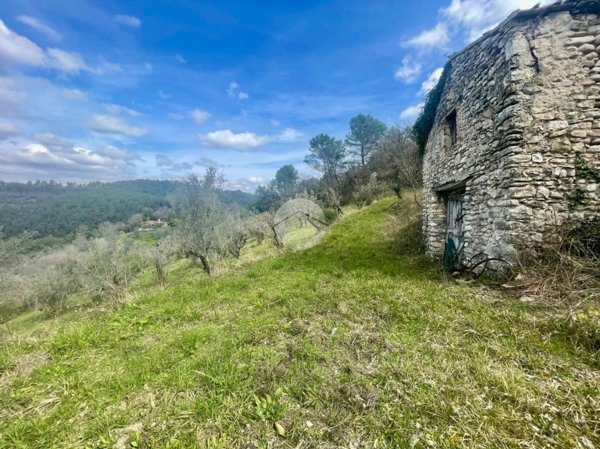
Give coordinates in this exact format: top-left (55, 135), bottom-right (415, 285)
top-left (569, 153), bottom-right (600, 209)
top-left (413, 61), bottom-right (451, 155)
top-left (575, 152), bottom-right (600, 182)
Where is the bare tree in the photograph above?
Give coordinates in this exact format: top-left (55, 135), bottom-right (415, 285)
top-left (245, 213), bottom-right (271, 244)
top-left (372, 126), bottom-right (422, 205)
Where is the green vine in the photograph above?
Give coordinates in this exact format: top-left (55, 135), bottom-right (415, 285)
top-left (568, 187), bottom-right (590, 209)
top-left (569, 153), bottom-right (599, 210)
top-left (575, 152), bottom-right (600, 182)
top-left (413, 61), bottom-right (451, 155)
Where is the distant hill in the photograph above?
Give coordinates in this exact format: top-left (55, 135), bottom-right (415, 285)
top-left (0, 180), bottom-right (255, 238)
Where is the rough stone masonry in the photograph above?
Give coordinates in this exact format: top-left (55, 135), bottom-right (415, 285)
top-left (422, 0), bottom-right (600, 267)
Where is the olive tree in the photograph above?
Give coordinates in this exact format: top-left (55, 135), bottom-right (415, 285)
top-left (170, 170), bottom-right (233, 274)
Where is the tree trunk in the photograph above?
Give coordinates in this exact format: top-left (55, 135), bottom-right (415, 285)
top-left (270, 225), bottom-right (284, 247)
top-left (198, 254), bottom-right (211, 275)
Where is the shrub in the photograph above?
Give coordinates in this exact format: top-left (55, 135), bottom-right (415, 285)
top-left (353, 173), bottom-right (384, 208)
top-left (515, 217), bottom-right (600, 305)
top-left (323, 208), bottom-right (339, 224)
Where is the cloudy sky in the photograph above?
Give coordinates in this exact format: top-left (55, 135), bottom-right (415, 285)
top-left (0, 0), bottom-right (548, 190)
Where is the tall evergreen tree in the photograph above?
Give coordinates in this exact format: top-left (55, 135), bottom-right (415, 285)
top-left (345, 114), bottom-right (387, 165)
top-left (304, 134), bottom-right (347, 183)
top-left (273, 164), bottom-right (299, 199)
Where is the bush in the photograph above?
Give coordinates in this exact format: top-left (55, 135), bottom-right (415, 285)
top-left (323, 208), bottom-right (339, 224)
top-left (353, 173), bottom-right (384, 208)
top-left (515, 217), bottom-right (600, 305)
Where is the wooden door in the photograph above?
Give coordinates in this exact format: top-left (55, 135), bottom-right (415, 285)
top-left (446, 193), bottom-right (465, 248)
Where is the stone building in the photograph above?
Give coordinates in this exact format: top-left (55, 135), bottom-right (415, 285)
top-left (422, 0), bottom-right (600, 267)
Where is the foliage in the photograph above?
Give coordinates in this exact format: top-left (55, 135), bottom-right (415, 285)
top-left (322, 207), bottom-right (339, 224)
top-left (515, 216), bottom-right (600, 306)
top-left (575, 152), bottom-right (600, 181)
top-left (317, 186), bottom-right (344, 214)
top-left (170, 171), bottom-right (246, 274)
top-left (413, 62), bottom-right (450, 154)
top-left (1, 197), bottom-right (597, 448)
top-left (345, 114), bottom-right (387, 165)
top-left (0, 179), bottom-right (255, 239)
top-left (273, 165), bottom-right (299, 199)
top-left (353, 173), bottom-right (384, 208)
top-left (371, 125), bottom-right (423, 202)
top-left (253, 184), bottom-right (281, 212)
top-left (0, 232), bottom-right (160, 320)
top-left (0, 180), bottom-right (175, 238)
top-left (304, 134), bottom-right (347, 183)
top-left (245, 213), bottom-right (272, 244)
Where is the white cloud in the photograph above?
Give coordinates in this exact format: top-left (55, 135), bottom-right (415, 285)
top-left (0, 20), bottom-right (88, 73)
top-left (0, 78), bottom-right (27, 104)
top-left (175, 53), bottom-right (187, 64)
top-left (94, 145), bottom-right (141, 161)
top-left (420, 67), bottom-right (444, 94)
top-left (199, 129), bottom-right (270, 151)
top-left (158, 90), bottom-right (171, 99)
top-left (226, 176), bottom-right (265, 192)
top-left (278, 128), bottom-right (302, 142)
top-left (93, 58), bottom-right (122, 75)
top-left (0, 122), bottom-right (19, 139)
top-left (226, 81), bottom-right (239, 97)
top-left (0, 19), bottom-right (46, 67)
top-left (61, 88), bottom-right (86, 100)
top-left (155, 154), bottom-right (173, 167)
top-left (400, 103), bottom-right (424, 121)
top-left (198, 127), bottom-right (301, 151)
top-left (33, 132), bottom-right (72, 152)
top-left (17, 15), bottom-right (61, 41)
top-left (195, 157), bottom-right (220, 168)
top-left (46, 48), bottom-right (88, 73)
top-left (441, 0), bottom-right (552, 41)
top-left (168, 112), bottom-right (184, 120)
top-left (404, 0), bottom-right (554, 53)
top-left (270, 119), bottom-right (280, 127)
top-left (114, 15), bottom-right (141, 28)
top-left (154, 154), bottom-right (192, 172)
top-left (227, 81), bottom-right (249, 100)
top-left (104, 103), bottom-right (141, 116)
top-left (404, 23), bottom-right (449, 49)
top-left (0, 138), bottom-right (140, 181)
top-left (394, 56), bottom-right (422, 83)
top-left (189, 108), bottom-right (211, 124)
top-left (88, 114), bottom-right (147, 137)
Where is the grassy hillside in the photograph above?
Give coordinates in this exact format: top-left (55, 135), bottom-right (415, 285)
top-left (0, 197), bottom-right (598, 448)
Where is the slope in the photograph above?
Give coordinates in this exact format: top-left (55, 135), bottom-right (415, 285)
top-left (0, 197), bottom-right (598, 448)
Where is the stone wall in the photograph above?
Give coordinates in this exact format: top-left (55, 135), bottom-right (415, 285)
top-left (422, 3), bottom-right (600, 264)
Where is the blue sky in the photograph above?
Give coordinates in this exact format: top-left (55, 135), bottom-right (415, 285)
top-left (0, 0), bottom-right (546, 190)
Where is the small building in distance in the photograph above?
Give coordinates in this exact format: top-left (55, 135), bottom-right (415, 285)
top-left (421, 0), bottom-right (600, 267)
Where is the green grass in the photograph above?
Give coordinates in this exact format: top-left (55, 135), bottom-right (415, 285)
top-left (0, 197), bottom-right (598, 448)
top-left (281, 222), bottom-right (321, 250)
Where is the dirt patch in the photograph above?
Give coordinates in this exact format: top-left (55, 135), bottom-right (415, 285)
top-left (0, 351), bottom-right (50, 392)
top-left (112, 422), bottom-right (144, 449)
